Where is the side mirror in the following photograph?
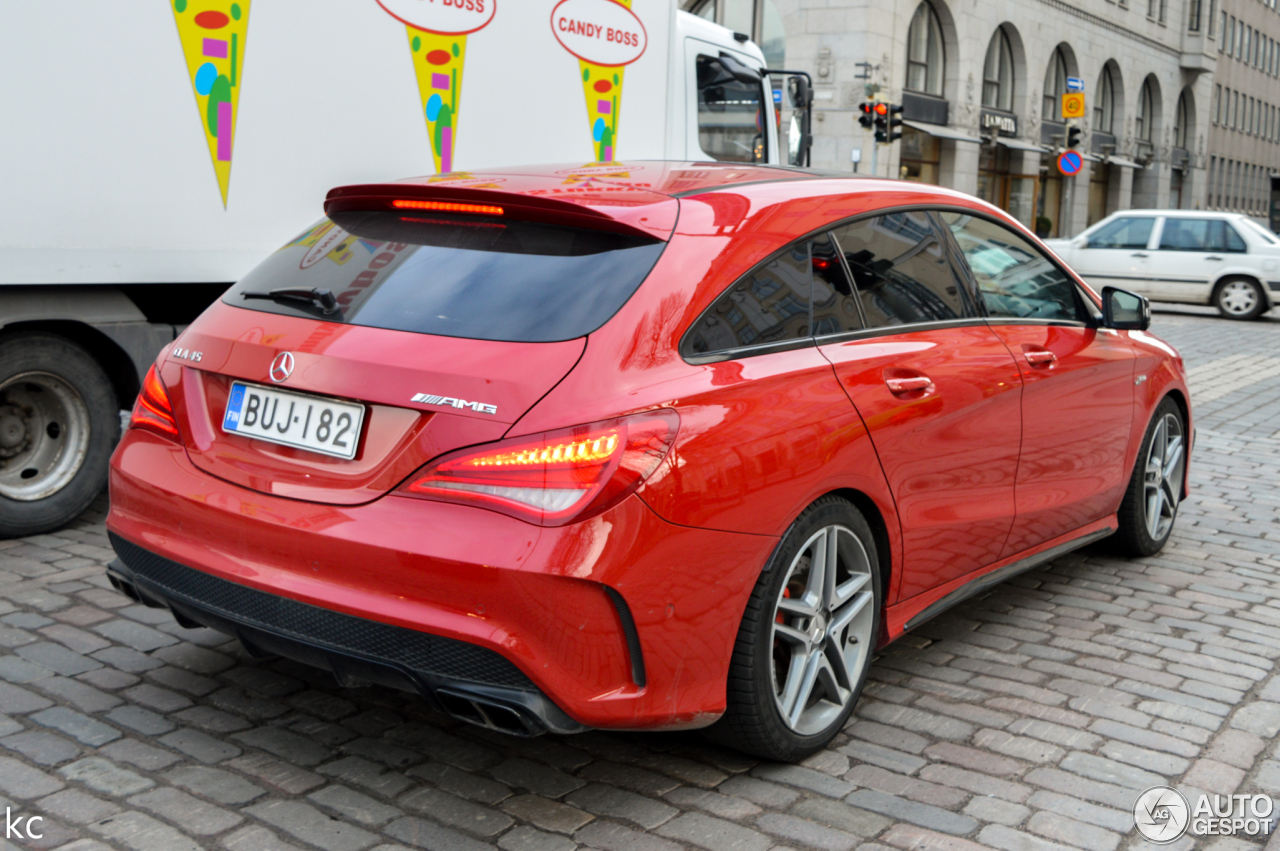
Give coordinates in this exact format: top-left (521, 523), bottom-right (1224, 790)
top-left (1101, 286), bottom-right (1150, 331)
top-left (787, 74), bottom-right (812, 109)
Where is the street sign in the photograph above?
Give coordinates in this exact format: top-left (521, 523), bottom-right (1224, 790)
top-left (1062, 93), bottom-right (1086, 119)
top-left (1057, 150), bottom-right (1084, 176)
top-left (1066, 76), bottom-right (1085, 92)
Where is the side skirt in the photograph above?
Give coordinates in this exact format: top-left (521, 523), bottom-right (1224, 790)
top-left (890, 520), bottom-right (1117, 636)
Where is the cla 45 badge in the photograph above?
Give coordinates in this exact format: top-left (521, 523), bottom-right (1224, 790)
top-left (411, 393), bottom-right (498, 415)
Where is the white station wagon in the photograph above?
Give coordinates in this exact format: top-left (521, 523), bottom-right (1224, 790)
top-left (1045, 211), bottom-right (1280, 320)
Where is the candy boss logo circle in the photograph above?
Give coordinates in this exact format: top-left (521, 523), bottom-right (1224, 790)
top-left (375, 0), bottom-right (496, 34)
top-left (552, 0), bottom-right (647, 66)
top-left (1134, 786), bottom-right (1191, 844)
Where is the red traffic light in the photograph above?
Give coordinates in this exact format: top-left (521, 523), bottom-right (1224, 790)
top-left (874, 103), bottom-right (889, 115)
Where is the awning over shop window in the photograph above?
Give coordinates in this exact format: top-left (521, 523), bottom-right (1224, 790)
top-left (994, 138), bottom-right (1046, 153)
top-left (1104, 156), bottom-right (1145, 169)
top-left (903, 120), bottom-right (981, 144)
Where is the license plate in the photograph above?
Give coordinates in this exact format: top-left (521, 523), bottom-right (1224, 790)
top-left (222, 382), bottom-right (365, 460)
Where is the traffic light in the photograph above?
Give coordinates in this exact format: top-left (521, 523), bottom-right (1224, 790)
top-left (858, 102), bottom-right (875, 130)
top-left (874, 103), bottom-right (903, 144)
top-left (1066, 124), bottom-right (1082, 149)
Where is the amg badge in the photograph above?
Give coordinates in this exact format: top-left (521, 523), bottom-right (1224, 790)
top-left (411, 393), bottom-right (498, 415)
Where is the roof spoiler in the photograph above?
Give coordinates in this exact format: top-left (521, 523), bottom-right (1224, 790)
top-left (324, 183), bottom-right (674, 242)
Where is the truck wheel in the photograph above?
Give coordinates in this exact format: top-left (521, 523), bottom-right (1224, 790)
top-left (0, 333), bottom-right (119, 538)
top-left (1213, 277), bottom-right (1267, 320)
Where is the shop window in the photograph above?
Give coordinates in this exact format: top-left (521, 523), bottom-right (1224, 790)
top-left (899, 126), bottom-right (941, 185)
top-left (982, 27), bottom-right (1015, 112)
top-left (906, 2), bottom-right (945, 97)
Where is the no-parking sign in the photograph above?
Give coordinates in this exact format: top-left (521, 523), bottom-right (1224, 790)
top-left (1057, 150), bottom-right (1084, 176)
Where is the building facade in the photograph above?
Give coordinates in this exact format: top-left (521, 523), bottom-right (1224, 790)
top-left (685, 0), bottom-right (1237, 237)
top-left (1206, 0), bottom-right (1280, 217)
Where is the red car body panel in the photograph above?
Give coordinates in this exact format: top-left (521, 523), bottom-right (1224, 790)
top-left (987, 325), bottom-right (1136, 555)
top-left (106, 162), bottom-right (1193, 732)
top-left (165, 313), bottom-right (583, 503)
top-left (109, 430), bottom-right (776, 729)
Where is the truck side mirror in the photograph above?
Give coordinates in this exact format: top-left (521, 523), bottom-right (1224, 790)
top-left (787, 75), bottom-right (811, 109)
top-left (1101, 286), bottom-right (1150, 331)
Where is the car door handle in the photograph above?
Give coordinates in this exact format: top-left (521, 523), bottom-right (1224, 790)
top-left (1205, 255), bottom-right (1223, 261)
top-left (885, 376), bottom-right (933, 395)
top-left (1131, 252), bottom-right (1149, 258)
top-left (1025, 350), bottom-right (1057, 367)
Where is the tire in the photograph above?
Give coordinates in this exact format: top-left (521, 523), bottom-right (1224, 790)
top-left (1214, 277), bottom-right (1268, 321)
top-left (704, 496), bottom-right (882, 761)
top-left (1110, 397), bottom-right (1186, 557)
top-left (0, 333), bottom-right (119, 538)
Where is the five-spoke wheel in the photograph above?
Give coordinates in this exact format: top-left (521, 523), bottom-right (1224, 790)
top-left (1112, 397), bottom-right (1186, 557)
top-left (706, 496), bottom-right (881, 761)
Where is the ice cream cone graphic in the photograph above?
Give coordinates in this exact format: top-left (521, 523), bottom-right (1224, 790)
top-left (552, 0), bottom-right (648, 163)
top-left (376, 1), bottom-right (496, 175)
top-left (170, 0), bottom-right (250, 206)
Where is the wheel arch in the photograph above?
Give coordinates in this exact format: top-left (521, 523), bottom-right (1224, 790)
top-left (0, 321), bottom-right (138, 409)
top-left (1160, 387), bottom-right (1191, 499)
top-left (1212, 273), bottom-right (1272, 307)
top-left (829, 487), bottom-right (895, 643)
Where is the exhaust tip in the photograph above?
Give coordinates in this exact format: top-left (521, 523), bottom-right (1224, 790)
top-left (437, 688), bottom-right (542, 736)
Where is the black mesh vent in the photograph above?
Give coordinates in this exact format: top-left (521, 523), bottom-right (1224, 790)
top-left (109, 533), bottom-right (534, 691)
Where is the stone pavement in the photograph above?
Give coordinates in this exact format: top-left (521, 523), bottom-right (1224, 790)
top-left (1, 306), bottom-right (1280, 851)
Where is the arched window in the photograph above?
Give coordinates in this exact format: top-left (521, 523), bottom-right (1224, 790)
top-left (1042, 48), bottom-right (1069, 122)
top-left (906, 2), bottom-right (945, 96)
top-left (982, 27), bottom-right (1014, 111)
top-left (1137, 80), bottom-right (1155, 141)
top-left (1094, 65), bottom-right (1116, 134)
top-left (1174, 91), bottom-right (1190, 148)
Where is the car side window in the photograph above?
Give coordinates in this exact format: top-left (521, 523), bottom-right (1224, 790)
top-left (1088, 216), bottom-right (1155, 250)
top-left (683, 242), bottom-right (813, 357)
top-left (1158, 219), bottom-right (1212, 251)
top-left (1215, 221), bottom-right (1249, 253)
top-left (810, 232), bottom-right (862, 336)
top-left (829, 211), bottom-right (975, 328)
top-left (944, 213), bottom-right (1085, 323)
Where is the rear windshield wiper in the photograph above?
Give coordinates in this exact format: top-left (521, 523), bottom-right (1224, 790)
top-left (241, 287), bottom-right (340, 315)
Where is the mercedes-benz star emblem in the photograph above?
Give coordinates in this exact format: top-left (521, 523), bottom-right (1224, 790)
top-left (269, 352), bottom-right (295, 383)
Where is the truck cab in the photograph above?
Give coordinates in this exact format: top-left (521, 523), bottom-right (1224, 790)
top-left (0, 2), bottom-right (811, 537)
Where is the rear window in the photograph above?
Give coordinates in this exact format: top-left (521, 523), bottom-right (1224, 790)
top-left (223, 212), bottom-right (666, 343)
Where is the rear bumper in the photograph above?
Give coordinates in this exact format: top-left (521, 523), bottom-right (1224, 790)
top-left (107, 430), bottom-right (777, 731)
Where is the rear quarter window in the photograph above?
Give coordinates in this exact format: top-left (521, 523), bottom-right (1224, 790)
top-left (223, 212), bottom-right (666, 343)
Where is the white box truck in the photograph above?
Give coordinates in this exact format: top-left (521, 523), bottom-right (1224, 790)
top-left (0, 0), bottom-right (812, 537)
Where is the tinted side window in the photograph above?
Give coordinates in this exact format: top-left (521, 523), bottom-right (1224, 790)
top-left (811, 232), bottom-right (862, 336)
top-left (830, 211), bottom-right (974, 328)
top-left (1217, 221), bottom-right (1249, 252)
top-left (683, 243), bottom-right (812, 356)
top-left (944, 213), bottom-right (1084, 322)
top-left (1088, 216), bottom-right (1155, 249)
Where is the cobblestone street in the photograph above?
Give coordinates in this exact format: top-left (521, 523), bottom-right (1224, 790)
top-left (1, 306), bottom-right (1278, 851)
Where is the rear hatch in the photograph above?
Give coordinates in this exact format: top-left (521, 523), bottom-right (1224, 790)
top-left (166, 188), bottom-right (673, 505)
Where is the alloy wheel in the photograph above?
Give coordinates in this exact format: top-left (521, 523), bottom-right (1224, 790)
top-left (1218, 280), bottom-right (1259, 316)
top-left (1143, 412), bottom-right (1185, 542)
top-left (770, 524), bottom-right (876, 736)
top-left (0, 372), bottom-right (92, 502)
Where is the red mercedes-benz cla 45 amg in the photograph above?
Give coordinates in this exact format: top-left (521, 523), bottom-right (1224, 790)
top-left (107, 163), bottom-right (1191, 761)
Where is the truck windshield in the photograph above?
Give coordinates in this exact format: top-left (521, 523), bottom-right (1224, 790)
top-left (223, 212), bottom-right (666, 343)
top-left (696, 54), bottom-right (769, 164)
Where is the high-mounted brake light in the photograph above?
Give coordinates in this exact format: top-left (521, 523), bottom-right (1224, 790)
top-left (130, 364), bottom-right (180, 441)
top-left (398, 410), bottom-right (679, 526)
top-left (391, 199), bottom-right (505, 216)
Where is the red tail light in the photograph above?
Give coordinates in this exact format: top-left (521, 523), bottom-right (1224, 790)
top-left (130, 365), bottom-right (180, 441)
top-left (391, 199), bottom-right (505, 216)
top-left (399, 410), bottom-right (679, 526)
